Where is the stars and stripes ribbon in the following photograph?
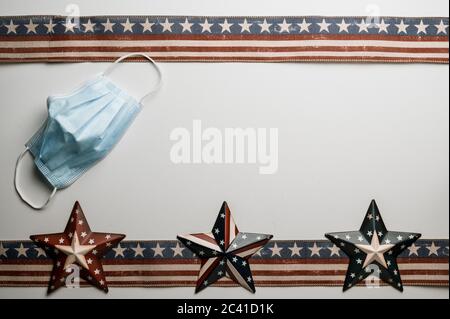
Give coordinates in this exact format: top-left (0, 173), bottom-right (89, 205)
top-left (0, 16), bottom-right (448, 63)
top-left (0, 239), bottom-right (447, 287)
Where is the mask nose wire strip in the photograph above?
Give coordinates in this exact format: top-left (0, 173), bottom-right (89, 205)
top-left (14, 148), bottom-right (57, 210)
top-left (102, 52), bottom-right (163, 103)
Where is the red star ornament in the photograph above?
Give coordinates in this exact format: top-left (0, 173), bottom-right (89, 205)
top-left (30, 201), bottom-right (125, 293)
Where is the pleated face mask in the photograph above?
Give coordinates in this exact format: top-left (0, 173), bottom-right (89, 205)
top-left (14, 53), bottom-right (163, 209)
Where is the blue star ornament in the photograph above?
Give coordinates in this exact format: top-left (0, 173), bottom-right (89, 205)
top-left (177, 201), bottom-right (273, 293)
top-left (325, 200), bottom-right (421, 292)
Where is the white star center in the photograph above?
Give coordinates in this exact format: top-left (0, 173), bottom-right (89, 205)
top-left (55, 233), bottom-right (96, 270)
top-left (355, 234), bottom-right (394, 268)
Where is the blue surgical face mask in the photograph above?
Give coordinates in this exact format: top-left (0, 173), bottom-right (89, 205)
top-left (14, 53), bottom-right (163, 209)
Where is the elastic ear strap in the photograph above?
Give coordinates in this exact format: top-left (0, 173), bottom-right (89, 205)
top-left (102, 52), bottom-right (163, 102)
top-left (14, 148), bottom-right (57, 210)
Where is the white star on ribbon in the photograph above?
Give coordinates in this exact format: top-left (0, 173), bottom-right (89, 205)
top-left (180, 18), bottom-right (193, 33)
top-left (112, 243), bottom-right (127, 257)
top-left (35, 247), bottom-right (47, 258)
top-left (44, 19), bottom-right (56, 34)
top-left (64, 19), bottom-right (78, 33)
top-left (269, 243), bottom-right (283, 257)
top-left (152, 243), bottom-right (166, 257)
top-left (200, 19), bottom-right (213, 33)
top-left (0, 242), bottom-right (9, 257)
top-left (239, 19), bottom-right (252, 33)
top-left (141, 18), bottom-right (154, 33)
top-left (24, 19), bottom-right (38, 34)
top-left (426, 242), bottom-right (440, 256)
top-left (377, 19), bottom-right (390, 33)
top-left (308, 242), bottom-right (322, 257)
top-left (83, 19), bottom-right (96, 33)
top-left (297, 18), bottom-right (311, 33)
top-left (336, 19), bottom-right (351, 33)
top-left (121, 18), bottom-right (135, 33)
top-left (219, 19), bottom-right (233, 33)
top-left (15, 243), bottom-right (29, 257)
top-left (5, 20), bottom-right (18, 34)
top-left (160, 18), bottom-right (173, 33)
top-left (259, 19), bottom-right (271, 33)
top-left (317, 19), bottom-right (331, 32)
top-left (407, 243), bottom-right (421, 256)
top-left (328, 244), bottom-right (341, 257)
top-left (132, 243), bottom-right (146, 257)
top-left (357, 19), bottom-right (370, 33)
top-left (395, 19), bottom-right (409, 34)
top-left (288, 242), bottom-right (303, 257)
top-left (415, 20), bottom-right (429, 34)
top-left (171, 243), bottom-right (185, 257)
top-left (278, 19), bottom-right (291, 33)
top-left (102, 19), bottom-right (115, 32)
top-left (435, 20), bottom-right (448, 35)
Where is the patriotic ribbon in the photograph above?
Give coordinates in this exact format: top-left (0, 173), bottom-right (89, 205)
top-left (0, 239), bottom-right (447, 287)
top-left (0, 16), bottom-right (448, 63)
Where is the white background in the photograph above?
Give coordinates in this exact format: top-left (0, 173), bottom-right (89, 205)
top-left (0, 0), bottom-right (448, 299)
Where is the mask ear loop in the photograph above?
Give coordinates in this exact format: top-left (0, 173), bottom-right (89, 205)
top-left (102, 52), bottom-right (163, 103)
top-left (14, 148), bottom-right (57, 210)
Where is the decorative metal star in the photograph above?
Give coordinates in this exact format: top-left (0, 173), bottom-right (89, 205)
top-left (30, 201), bottom-right (125, 293)
top-left (177, 201), bottom-right (273, 293)
top-left (325, 200), bottom-right (421, 292)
